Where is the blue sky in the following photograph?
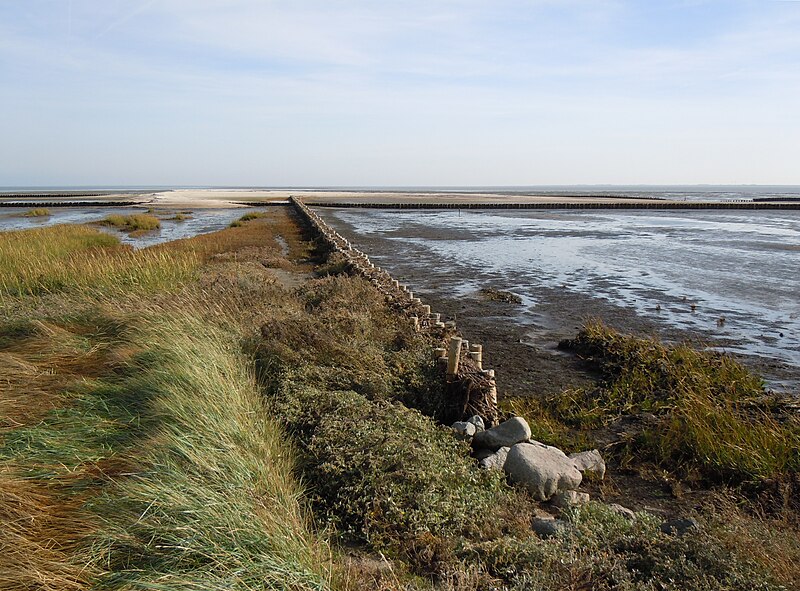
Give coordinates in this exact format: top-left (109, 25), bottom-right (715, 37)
top-left (1, 0), bottom-right (799, 186)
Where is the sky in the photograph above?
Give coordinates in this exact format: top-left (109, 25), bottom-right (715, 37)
top-left (1, 0), bottom-right (799, 187)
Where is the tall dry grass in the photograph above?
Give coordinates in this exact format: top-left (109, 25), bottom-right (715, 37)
top-left (0, 224), bottom-right (198, 297)
top-left (84, 309), bottom-right (333, 589)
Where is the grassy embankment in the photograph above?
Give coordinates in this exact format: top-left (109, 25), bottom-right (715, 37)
top-left (0, 214), bottom-right (333, 590)
top-left (1, 211), bottom-right (798, 590)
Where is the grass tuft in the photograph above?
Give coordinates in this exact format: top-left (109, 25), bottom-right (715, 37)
top-left (98, 213), bottom-right (161, 232)
top-left (22, 208), bottom-right (51, 217)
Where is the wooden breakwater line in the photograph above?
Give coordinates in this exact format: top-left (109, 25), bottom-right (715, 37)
top-left (0, 201), bottom-right (143, 208)
top-left (304, 201), bottom-right (800, 211)
top-left (290, 196), bottom-right (498, 425)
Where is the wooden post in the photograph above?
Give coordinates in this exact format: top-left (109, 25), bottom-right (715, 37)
top-left (433, 347), bottom-right (446, 360)
top-left (468, 344), bottom-right (483, 369)
top-left (421, 304), bottom-right (431, 316)
top-left (411, 316), bottom-right (419, 331)
top-left (432, 313), bottom-right (441, 323)
top-left (447, 336), bottom-right (462, 376)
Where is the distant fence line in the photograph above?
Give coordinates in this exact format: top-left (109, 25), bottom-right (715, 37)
top-left (0, 201), bottom-right (142, 208)
top-left (303, 200), bottom-right (800, 211)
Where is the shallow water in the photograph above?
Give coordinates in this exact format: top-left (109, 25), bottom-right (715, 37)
top-left (0, 207), bottom-right (253, 247)
top-left (323, 208), bottom-right (800, 376)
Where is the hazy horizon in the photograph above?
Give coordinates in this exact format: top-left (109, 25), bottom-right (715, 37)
top-left (2, 1), bottom-right (799, 186)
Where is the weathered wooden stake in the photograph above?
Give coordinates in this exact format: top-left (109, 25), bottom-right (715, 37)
top-left (433, 347), bottom-right (446, 360)
top-left (447, 336), bottom-right (462, 376)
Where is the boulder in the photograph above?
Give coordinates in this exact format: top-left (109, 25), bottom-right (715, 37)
top-left (504, 441), bottom-right (583, 500)
top-left (608, 503), bottom-right (636, 520)
top-left (473, 448), bottom-right (495, 461)
top-left (552, 490), bottom-right (590, 509)
top-left (451, 421), bottom-right (476, 439)
top-left (569, 449), bottom-right (606, 480)
top-left (531, 516), bottom-right (568, 538)
top-left (467, 415), bottom-right (485, 432)
top-left (660, 517), bottom-right (700, 536)
top-left (472, 416), bottom-right (531, 451)
top-left (479, 446), bottom-right (510, 471)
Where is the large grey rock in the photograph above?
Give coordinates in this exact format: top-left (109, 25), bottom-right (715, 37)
top-left (467, 415), bottom-right (485, 432)
top-left (473, 448), bottom-right (495, 461)
top-left (609, 503), bottom-right (636, 520)
top-left (660, 517), bottom-right (700, 536)
top-left (552, 490), bottom-right (590, 509)
top-left (479, 446), bottom-right (510, 471)
top-left (472, 416), bottom-right (531, 451)
top-left (569, 449), bottom-right (606, 480)
top-left (451, 421), bottom-right (476, 439)
top-left (504, 441), bottom-right (583, 500)
top-left (531, 516), bottom-right (568, 538)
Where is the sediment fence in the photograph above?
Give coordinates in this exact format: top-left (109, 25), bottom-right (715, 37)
top-left (304, 200), bottom-right (800, 211)
top-left (290, 196), bottom-right (498, 425)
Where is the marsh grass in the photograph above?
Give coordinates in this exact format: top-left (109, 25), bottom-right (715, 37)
top-left (0, 224), bottom-right (197, 297)
top-left (553, 320), bottom-right (800, 482)
top-left (22, 208), bottom-right (50, 217)
top-left (83, 310), bottom-right (334, 590)
top-left (0, 210), bottom-right (333, 589)
top-left (98, 213), bottom-right (161, 232)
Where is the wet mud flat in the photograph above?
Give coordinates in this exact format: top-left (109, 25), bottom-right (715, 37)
top-left (320, 208), bottom-right (800, 398)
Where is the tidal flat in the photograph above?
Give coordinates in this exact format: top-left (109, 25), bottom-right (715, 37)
top-left (321, 207), bottom-right (800, 395)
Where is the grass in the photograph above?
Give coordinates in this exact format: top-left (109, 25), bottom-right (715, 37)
top-left (0, 306), bottom-right (334, 590)
top-left (22, 208), bottom-right (50, 217)
top-left (231, 211), bottom-right (268, 227)
top-left (551, 320), bottom-right (800, 482)
top-left (85, 309), bottom-right (334, 589)
top-left (97, 213), bottom-right (161, 232)
top-left (0, 224), bottom-right (197, 298)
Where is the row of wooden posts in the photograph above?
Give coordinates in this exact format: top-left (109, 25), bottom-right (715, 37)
top-left (305, 200), bottom-right (800, 211)
top-left (290, 196), bottom-right (499, 424)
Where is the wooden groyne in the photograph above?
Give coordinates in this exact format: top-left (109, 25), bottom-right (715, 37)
top-left (0, 192), bottom-right (114, 199)
top-left (304, 200), bottom-right (800, 211)
top-left (290, 196), bottom-right (498, 425)
top-left (0, 201), bottom-right (142, 208)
